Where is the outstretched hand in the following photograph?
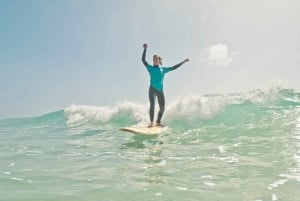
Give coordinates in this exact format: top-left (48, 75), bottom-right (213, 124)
top-left (143, 43), bottom-right (148, 49)
top-left (183, 58), bottom-right (190, 63)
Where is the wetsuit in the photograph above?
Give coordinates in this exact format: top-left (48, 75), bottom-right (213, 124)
top-left (142, 48), bottom-right (184, 124)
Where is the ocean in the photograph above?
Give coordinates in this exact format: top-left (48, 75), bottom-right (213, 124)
top-left (1, 87), bottom-right (300, 201)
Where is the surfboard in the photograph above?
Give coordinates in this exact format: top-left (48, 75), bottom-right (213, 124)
top-left (119, 126), bottom-right (165, 135)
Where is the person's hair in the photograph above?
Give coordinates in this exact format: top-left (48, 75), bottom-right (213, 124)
top-left (158, 56), bottom-right (162, 66)
top-left (154, 54), bottom-right (162, 66)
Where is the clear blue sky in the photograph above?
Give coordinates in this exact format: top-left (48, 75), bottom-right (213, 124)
top-left (1, 0), bottom-right (300, 118)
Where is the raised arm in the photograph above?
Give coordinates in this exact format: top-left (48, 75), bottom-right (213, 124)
top-left (142, 43), bottom-right (149, 67)
top-left (169, 58), bottom-right (189, 71)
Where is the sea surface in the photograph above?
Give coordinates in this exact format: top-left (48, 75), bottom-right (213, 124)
top-left (1, 87), bottom-right (300, 201)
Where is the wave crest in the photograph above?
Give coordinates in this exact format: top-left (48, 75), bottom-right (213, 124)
top-left (64, 87), bottom-right (300, 127)
top-left (64, 102), bottom-right (148, 126)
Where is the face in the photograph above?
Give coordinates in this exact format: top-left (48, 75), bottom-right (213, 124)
top-left (153, 55), bottom-right (160, 66)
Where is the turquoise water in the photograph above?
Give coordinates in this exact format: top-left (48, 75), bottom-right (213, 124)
top-left (1, 88), bottom-right (300, 201)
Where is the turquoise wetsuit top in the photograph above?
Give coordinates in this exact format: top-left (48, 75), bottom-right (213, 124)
top-left (142, 48), bottom-right (184, 91)
top-left (146, 64), bottom-right (172, 91)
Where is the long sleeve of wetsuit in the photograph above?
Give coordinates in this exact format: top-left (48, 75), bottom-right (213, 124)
top-left (169, 61), bottom-right (185, 71)
top-left (142, 48), bottom-right (149, 67)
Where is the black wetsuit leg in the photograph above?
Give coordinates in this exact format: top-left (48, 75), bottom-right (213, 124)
top-left (148, 86), bottom-right (165, 124)
top-left (149, 86), bottom-right (156, 122)
top-left (156, 90), bottom-right (165, 124)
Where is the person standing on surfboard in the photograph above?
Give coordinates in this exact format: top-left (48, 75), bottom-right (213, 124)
top-left (142, 43), bottom-right (189, 127)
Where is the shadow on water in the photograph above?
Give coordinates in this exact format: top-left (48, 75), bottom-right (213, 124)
top-left (67, 126), bottom-right (113, 137)
top-left (121, 134), bottom-right (163, 149)
top-left (119, 134), bottom-right (167, 185)
top-left (79, 129), bottom-right (108, 137)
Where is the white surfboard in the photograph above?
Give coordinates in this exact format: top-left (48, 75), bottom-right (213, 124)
top-left (119, 126), bottom-right (165, 135)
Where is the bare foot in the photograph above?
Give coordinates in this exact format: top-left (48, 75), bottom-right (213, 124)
top-left (156, 123), bottom-right (165, 127)
top-left (147, 123), bottom-right (154, 128)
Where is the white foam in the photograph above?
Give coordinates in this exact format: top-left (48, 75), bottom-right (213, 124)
top-left (64, 102), bottom-right (147, 125)
top-left (201, 175), bottom-right (213, 179)
top-left (269, 179), bottom-right (288, 189)
top-left (176, 186), bottom-right (188, 191)
top-left (211, 156), bottom-right (239, 163)
top-left (204, 181), bottom-right (216, 187)
top-left (158, 160), bottom-right (166, 167)
top-left (65, 95), bottom-right (226, 126)
top-left (218, 145), bottom-right (227, 153)
top-left (166, 87), bottom-right (284, 121)
top-left (64, 87), bottom-right (286, 126)
top-left (10, 177), bottom-right (23, 181)
top-left (272, 194), bottom-right (278, 201)
top-left (166, 94), bottom-right (230, 120)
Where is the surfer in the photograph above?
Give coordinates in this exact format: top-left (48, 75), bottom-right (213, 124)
top-left (142, 43), bottom-right (189, 127)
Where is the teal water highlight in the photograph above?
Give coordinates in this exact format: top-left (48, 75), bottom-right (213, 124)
top-left (1, 88), bottom-right (300, 200)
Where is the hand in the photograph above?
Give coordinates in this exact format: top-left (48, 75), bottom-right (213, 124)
top-left (143, 43), bottom-right (148, 49)
top-left (184, 58), bottom-right (189, 63)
